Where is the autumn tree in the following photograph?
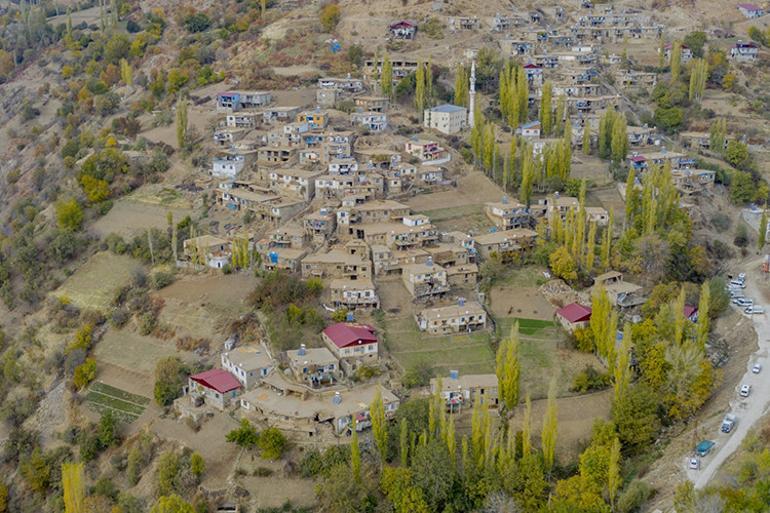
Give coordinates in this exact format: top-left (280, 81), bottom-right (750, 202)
top-left (709, 118), bottom-right (727, 154)
top-left (56, 199), bottom-right (84, 232)
top-left (670, 41), bottom-right (682, 82)
top-left (150, 495), bottom-right (194, 513)
top-left (759, 211), bottom-right (768, 250)
top-left (582, 122), bottom-right (591, 155)
top-left (496, 323), bottom-right (521, 412)
top-left (540, 81), bottom-right (553, 136)
top-left (62, 462), bottom-right (85, 513)
top-left (371, 389), bottom-right (388, 462)
top-left (696, 280), bottom-right (710, 349)
top-left (688, 58), bottom-right (708, 102)
top-left (415, 61), bottom-right (426, 118)
top-left (351, 416), bottom-right (361, 481)
top-left (319, 2), bottom-right (341, 32)
top-left (175, 98), bottom-right (188, 149)
top-left (541, 378), bottom-right (558, 472)
top-left (549, 245), bottom-right (578, 282)
top-left (381, 54), bottom-right (393, 98)
top-left (226, 418), bottom-right (260, 448)
top-left (453, 64), bottom-right (469, 107)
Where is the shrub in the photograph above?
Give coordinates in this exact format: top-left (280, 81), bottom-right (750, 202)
top-left (150, 271), bottom-right (175, 290)
top-left (55, 199), bottom-right (84, 231)
top-left (402, 360), bottom-right (434, 388)
top-left (73, 358), bottom-right (97, 389)
top-left (570, 366), bottom-right (610, 393)
top-left (258, 426), bottom-right (288, 460)
top-left (319, 3), bottom-right (341, 32)
top-left (184, 12), bottom-right (211, 33)
top-left (153, 357), bottom-right (187, 406)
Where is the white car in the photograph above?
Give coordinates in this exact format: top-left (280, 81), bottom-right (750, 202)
top-left (740, 384), bottom-right (751, 397)
top-left (752, 363), bottom-right (762, 374)
top-left (688, 457), bottom-right (700, 470)
top-left (739, 273), bottom-right (747, 280)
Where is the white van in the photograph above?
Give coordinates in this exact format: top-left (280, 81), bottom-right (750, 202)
top-left (745, 306), bottom-right (765, 315)
top-left (730, 279), bottom-right (746, 289)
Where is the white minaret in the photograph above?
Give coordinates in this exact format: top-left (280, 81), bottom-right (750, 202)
top-left (467, 50), bottom-right (477, 128)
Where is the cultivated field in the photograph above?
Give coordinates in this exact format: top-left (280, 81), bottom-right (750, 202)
top-left (405, 170), bottom-right (504, 211)
top-left (92, 190), bottom-right (194, 238)
top-left (156, 272), bottom-right (257, 340)
top-left (86, 382), bottom-right (150, 424)
top-left (93, 328), bottom-right (194, 382)
top-left (417, 203), bottom-right (491, 234)
top-left (53, 252), bottom-right (140, 310)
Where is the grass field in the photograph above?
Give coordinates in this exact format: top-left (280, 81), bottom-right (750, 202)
top-left (93, 328), bottom-right (185, 375)
top-left (495, 316), bottom-right (598, 399)
top-left (384, 315), bottom-right (496, 375)
top-left (86, 382), bottom-right (150, 423)
top-left (53, 252), bottom-right (140, 310)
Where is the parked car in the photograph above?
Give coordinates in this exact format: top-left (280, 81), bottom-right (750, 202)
top-left (739, 273), bottom-right (747, 280)
top-left (688, 457), bottom-right (700, 470)
top-left (730, 279), bottom-right (746, 288)
top-left (745, 306), bottom-right (765, 315)
top-left (752, 363), bottom-right (762, 374)
top-left (696, 440), bottom-right (715, 457)
top-left (721, 414), bottom-right (737, 433)
top-left (740, 384), bottom-right (751, 397)
top-left (735, 298), bottom-right (753, 307)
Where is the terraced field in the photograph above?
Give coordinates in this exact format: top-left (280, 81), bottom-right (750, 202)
top-left (86, 382), bottom-right (151, 423)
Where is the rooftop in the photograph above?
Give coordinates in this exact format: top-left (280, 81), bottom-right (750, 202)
top-left (556, 303), bottom-right (592, 323)
top-left (429, 104), bottom-right (467, 114)
top-left (418, 301), bottom-right (485, 322)
top-left (286, 346), bottom-right (338, 367)
top-left (190, 369), bottom-right (241, 394)
top-left (323, 323), bottom-right (378, 348)
top-left (223, 346), bottom-right (273, 370)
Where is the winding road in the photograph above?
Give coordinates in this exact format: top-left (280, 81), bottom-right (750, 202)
top-left (687, 259), bottom-right (770, 488)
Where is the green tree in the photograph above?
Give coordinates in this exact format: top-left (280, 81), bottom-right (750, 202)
top-left (350, 417), bottom-right (361, 481)
top-left (688, 58), bottom-right (708, 102)
top-left (709, 118), bottom-right (727, 153)
top-left (381, 54), bottom-right (393, 98)
top-left (453, 64), bottom-right (468, 107)
top-left (696, 280), bottom-right (710, 349)
top-left (683, 31), bottom-right (707, 57)
top-left (519, 145), bottom-right (534, 205)
top-left (319, 3), bottom-right (341, 32)
top-left (154, 357), bottom-right (187, 406)
top-left (150, 495), bottom-right (194, 513)
top-left (190, 452), bottom-right (205, 479)
top-left (540, 81), bottom-right (553, 136)
top-left (608, 436), bottom-right (621, 506)
top-left (370, 389), bottom-right (388, 461)
top-left (98, 410), bottom-right (118, 448)
top-left (541, 378), bottom-right (558, 472)
top-left (156, 451), bottom-right (180, 496)
top-left (226, 419), bottom-right (260, 448)
top-left (399, 418), bottom-right (409, 466)
top-left (582, 123), bottom-right (591, 155)
top-left (21, 448), bottom-right (51, 494)
top-left (610, 113), bottom-right (628, 164)
top-left (670, 40), bottom-right (682, 82)
top-left (56, 199), bottom-right (84, 231)
top-left (258, 427), bottom-right (287, 460)
top-left (612, 383), bottom-right (661, 452)
top-left (760, 211), bottom-right (768, 249)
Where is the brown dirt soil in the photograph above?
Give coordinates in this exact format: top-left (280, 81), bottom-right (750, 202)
top-left (405, 170), bottom-right (505, 211)
top-left (489, 286), bottom-right (555, 320)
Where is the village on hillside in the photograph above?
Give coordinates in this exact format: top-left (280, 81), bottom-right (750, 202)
top-left (4, 0), bottom-right (770, 511)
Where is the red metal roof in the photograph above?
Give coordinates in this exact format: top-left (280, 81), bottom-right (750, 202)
top-left (556, 303), bottom-right (592, 323)
top-left (684, 305), bottom-right (698, 319)
top-left (323, 323), bottom-right (378, 348)
top-left (190, 369), bottom-right (241, 394)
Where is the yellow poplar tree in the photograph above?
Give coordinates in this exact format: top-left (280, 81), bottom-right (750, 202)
top-left (62, 462), bottom-right (85, 513)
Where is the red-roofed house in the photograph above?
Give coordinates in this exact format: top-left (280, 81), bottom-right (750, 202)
top-left (322, 323), bottom-right (379, 362)
top-left (188, 369), bottom-right (242, 410)
top-left (738, 3), bottom-right (765, 18)
top-left (684, 305), bottom-right (699, 322)
top-left (556, 303), bottom-right (592, 332)
top-left (390, 20), bottom-right (417, 39)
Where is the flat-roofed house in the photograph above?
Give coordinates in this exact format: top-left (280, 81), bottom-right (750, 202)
top-left (217, 91), bottom-right (272, 112)
top-left (430, 371), bottom-right (498, 411)
top-left (286, 345), bottom-right (340, 388)
top-left (473, 229), bottom-right (538, 262)
top-left (301, 242), bottom-right (372, 280)
top-left (402, 261), bottom-right (450, 298)
top-left (485, 199), bottom-right (533, 229)
top-left (221, 346), bottom-right (274, 389)
top-left (330, 278), bottom-right (380, 309)
top-left (416, 299), bottom-right (487, 334)
top-left (182, 235), bottom-right (231, 269)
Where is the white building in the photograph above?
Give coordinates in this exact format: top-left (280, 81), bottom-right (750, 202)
top-left (424, 104), bottom-right (468, 134)
top-left (351, 111), bottom-right (389, 132)
top-left (212, 154), bottom-right (246, 178)
top-left (221, 346), bottom-right (274, 389)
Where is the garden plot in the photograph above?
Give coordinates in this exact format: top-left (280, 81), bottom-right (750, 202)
top-left (53, 252), bottom-right (140, 310)
top-left (86, 382), bottom-right (150, 423)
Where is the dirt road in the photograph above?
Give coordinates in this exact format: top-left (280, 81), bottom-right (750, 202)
top-left (687, 259), bottom-right (770, 488)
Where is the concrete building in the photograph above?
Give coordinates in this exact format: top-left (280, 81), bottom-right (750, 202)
top-left (424, 104), bottom-right (468, 134)
top-left (402, 261), bottom-right (450, 298)
top-left (322, 323), bottom-right (379, 361)
top-left (430, 371), bottom-right (498, 410)
top-left (330, 278), bottom-right (380, 309)
top-left (286, 345), bottom-right (340, 388)
top-left (221, 346), bottom-right (274, 389)
top-left (416, 299), bottom-right (487, 334)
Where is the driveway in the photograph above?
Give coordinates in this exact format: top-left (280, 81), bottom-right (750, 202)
top-left (687, 262), bottom-right (770, 488)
